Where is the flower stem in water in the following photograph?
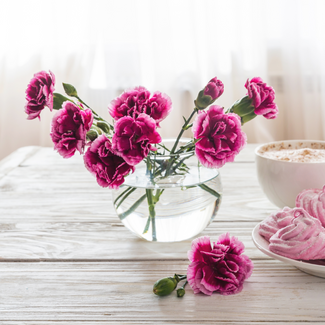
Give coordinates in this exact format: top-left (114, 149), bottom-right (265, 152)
top-left (146, 189), bottom-right (157, 241)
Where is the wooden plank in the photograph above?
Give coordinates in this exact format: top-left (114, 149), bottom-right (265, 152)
top-left (3, 322), bottom-right (325, 325)
top-left (0, 146), bottom-right (41, 180)
top-left (0, 220), bottom-right (267, 260)
top-left (0, 260), bottom-right (324, 322)
top-left (0, 161), bottom-right (275, 222)
top-left (234, 143), bottom-right (259, 162)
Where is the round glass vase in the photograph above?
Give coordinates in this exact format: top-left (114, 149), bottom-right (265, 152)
top-left (112, 139), bottom-right (223, 242)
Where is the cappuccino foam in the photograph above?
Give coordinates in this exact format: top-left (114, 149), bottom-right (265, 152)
top-left (262, 148), bottom-right (325, 162)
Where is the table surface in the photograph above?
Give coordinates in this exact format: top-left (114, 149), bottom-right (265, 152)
top-left (0, 144), bottom-right (325, 324)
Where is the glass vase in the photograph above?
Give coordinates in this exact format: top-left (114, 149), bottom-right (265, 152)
top-left (112, 139), bottom-right (223, 242)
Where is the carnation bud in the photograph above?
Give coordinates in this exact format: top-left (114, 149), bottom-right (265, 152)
top-left (176, 287), bottom-right (185, 297)
top-left (241, 111), bottom-right (257, 125)
top-left (63, 83), bottom-right (78, 98)
top-left (228, 96), bottom-right (258, 125)
top-left (97, 121), bottom-right (111, 134)
top-left (195, 77), bottom-right (224, 110)
top-left (153, 277), bottom-right (178, 296)
top-left (86, 129), bottom-right (99, 141)
top-left (230, 96), bottom-right (254, 116)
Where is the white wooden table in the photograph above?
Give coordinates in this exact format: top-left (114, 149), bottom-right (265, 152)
top-left (0, 144), bottom-right (324, 324)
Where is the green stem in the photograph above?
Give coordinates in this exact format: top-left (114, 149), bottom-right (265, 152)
top-left (119, 194), bottom-right (146, 220)
top-left (142, 216), bottom-right (151, 234)
top-left (76, 96), bottom-right (106, 122)
top-left (175, 274), bottom-right (187, 282)
top-left (181, 280), bottom-right (188, 289)
top-left (162, 109), bottom-right (198, 178)
top-left (170, 109), bottom-right (198, 155)
top-left (170, 154), bottom-right (194, 174)
top-left (174, 140), bottom-right (195, 154)
top-left (146, 189), bottom-right (157, 241)
top-left (153, 189), bottom-right (164, 202)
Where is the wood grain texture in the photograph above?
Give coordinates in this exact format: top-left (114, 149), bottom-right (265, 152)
top-left (0, 261), bottom-right (325, 322)
top-left (1, 144), bottom-right (322, 324)
top-left (0, 146), bottom-right (40, 179)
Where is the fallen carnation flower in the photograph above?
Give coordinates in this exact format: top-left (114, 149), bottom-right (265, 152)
top-left (153, 234), bottom-right (253, 297)
top-left (187, 234), bottom-right (253, 295)
top-left (25, 70), bottom-right (55, 120)
top-left (50, 101), bottom-right (93, 158)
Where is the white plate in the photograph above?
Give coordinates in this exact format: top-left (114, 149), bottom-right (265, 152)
top-left (252, 223), bottom-right (325, 278)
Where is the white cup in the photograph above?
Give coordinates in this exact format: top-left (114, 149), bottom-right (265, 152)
top-left (255, 140), bottom-right (325, 208)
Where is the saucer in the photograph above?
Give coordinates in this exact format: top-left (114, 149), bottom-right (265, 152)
top-left (252, 223), bottom-right (325, 278)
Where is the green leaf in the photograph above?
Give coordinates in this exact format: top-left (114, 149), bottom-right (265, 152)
top-left (115, 187), bottom-right (136, 209)
top-left (62, 83), bottom-right (78, 97)
top-left (53, 93), bottom-right (70, 110)
top-left (198, 184), bottom-right (221, 199)
top-left (119, 194), bottom-right (147, 220)
top-left (156, 143), bottom-right (171, 152)
top-left (114, 186), bottom-right (133, 205)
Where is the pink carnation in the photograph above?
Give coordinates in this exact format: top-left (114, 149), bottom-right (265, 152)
top-left (112, 114), bottom-right (161, 165)
top-left (204, 77), bottom-right (224, 100)
top-left (245, 77), bottom-right (278, 119)
top-left (25, 70), bottom-right (55, 120)
top-left (84, 134), bottom-right (134, 189)
top-left (109, 86), bottom-right (172, 126)
top-left (187, 234), bottom-right (254, 296)
top-left (192, 105), bottom-right (246, 168)
top-left (50, 102), bottom-right (93, 158)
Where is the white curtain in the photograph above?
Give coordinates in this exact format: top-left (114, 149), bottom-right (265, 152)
top-left (1, 0), bottom-right (325, 160)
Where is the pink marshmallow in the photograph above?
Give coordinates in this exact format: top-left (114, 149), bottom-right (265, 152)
top-left (296, 186), bottom-right (325, 227)
top-left (269, 208), bottom-right (325, 260)
top-left (259, 207), bottom-right (298, 241)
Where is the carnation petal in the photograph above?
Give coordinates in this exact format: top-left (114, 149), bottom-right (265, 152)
top-left (201, 265), bottom-right (220, 292)
top-left (195, 268), bottom-right (213, 295)
top-left (187, 236), bottom-right (212, 262)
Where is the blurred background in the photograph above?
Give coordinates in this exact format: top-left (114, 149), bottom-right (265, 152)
top-left (1, 0), bottom-right (325, 160)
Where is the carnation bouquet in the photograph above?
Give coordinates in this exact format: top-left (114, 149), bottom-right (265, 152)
top-left (25, 72), bottom-right (278, 242)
